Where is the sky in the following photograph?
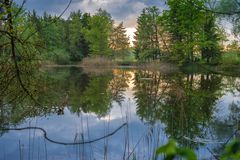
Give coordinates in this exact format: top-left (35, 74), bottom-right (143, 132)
top-left (15, 0), bottom-right (167, 45)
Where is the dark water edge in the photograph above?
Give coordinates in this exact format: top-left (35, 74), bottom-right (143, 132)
top-left (43, 62), bottom-right (240, 75)
top-left (0, 67), bottom-right (239, 160)
top-left (181, 63), bottom-right (240, 76)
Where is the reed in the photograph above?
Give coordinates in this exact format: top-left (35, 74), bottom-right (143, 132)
top-left (80, 56), bottom-right (116, 68)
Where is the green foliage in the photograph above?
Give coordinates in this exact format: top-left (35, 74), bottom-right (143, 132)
top-left (199, 12), bottom-right (222, 64)
top-left (156, 140), bottom-right (197, 160)
top-left (83, 9), bottom-right (113, 56)
top-left (109, 22), bottom-right (129, 58)
top-left (162, 0), bottom-right (222, 64)
top-left (1, 3), bottom-right (128, 65)
top-left (134, 2), bottom-right (223, 64)
top-left (134, 6), bottom-right (162, 61)
top-left (40, 12), bottom-right (66, 50)
top-left (222, 140), bottom-right (240, 159)
top-left (27, 8), bottom-right (118, 63)
top-left (24, 7), bottom-right (131, 64)
top-left (133, 68), bottom-right (223, 144)
top-left (221, 51), bottom-right (240, 65)
top-left (81, 76), bottom-right (112, 117)
top-left (42, 48), bottom-right (71, 65)
top-left (109, 22), bottom-right (129, 51)
top-left (39, 11), bottom-right (89, 62)
top-left (0, 2), bottom-right (41, 69)
top-left (67, 11), bottom-right (90, 61)
top-left (157, 139), bottom-right (240, 160)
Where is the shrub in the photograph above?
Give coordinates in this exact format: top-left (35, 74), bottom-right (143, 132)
top-left (221, 51), bottom-right (240, 65)
top-left (80, 56), bottom-right (116, 68)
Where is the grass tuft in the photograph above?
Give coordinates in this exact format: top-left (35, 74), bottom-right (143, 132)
top-left (80, 56), bottom-right (116, 68)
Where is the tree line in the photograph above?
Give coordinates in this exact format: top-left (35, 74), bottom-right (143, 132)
top-left (134, 1), bottom-right (226, 64)
top-left (134, 0), bottom-right (240, 65)
top-left (28, 9), bottom-right (130, 64)
top-left (0, 4), bottom-right (130, 64)
top-left (1, 0), bottom-right (240, 65)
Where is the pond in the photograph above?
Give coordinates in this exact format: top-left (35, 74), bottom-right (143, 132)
top-left (0, 67), bottom-right (240, 160)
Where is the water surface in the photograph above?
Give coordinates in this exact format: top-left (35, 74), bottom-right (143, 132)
top-left (0, 67), bottom-right (239, 160)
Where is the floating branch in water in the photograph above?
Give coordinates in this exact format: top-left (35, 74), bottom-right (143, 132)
top-left (0, 122), bottom-right (127, 146)
top-left (183, 136), bottom-right (225, 144)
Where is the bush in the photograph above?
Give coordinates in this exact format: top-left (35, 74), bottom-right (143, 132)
top-left (42, 48), bottom-right (71, 65)
top-left (221, 51), bottom-right (240, 65)
top-left (156, 139), bottom-right (240, 160)
top-left (80, 56), bottom-right (116, 68)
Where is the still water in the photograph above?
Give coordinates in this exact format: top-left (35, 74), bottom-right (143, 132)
top-left (0, 67), bottom-right (239, 160)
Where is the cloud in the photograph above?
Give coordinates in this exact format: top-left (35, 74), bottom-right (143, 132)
top-left (15, 0), bottom-right (165, 27)
top-left (67, 0), bottom-right (147, 28)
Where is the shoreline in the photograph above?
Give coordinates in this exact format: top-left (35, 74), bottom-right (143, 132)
top-left (42, 62), bottom-right (240, 76)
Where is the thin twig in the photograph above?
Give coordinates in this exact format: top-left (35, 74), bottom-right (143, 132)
top-left (0, 123), bottom-right (127, 146)
top-left (13, 0), bottom-right (27, 18)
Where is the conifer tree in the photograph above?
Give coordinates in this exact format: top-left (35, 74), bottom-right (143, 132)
top-left (109, 22), bottom-right (129, 54)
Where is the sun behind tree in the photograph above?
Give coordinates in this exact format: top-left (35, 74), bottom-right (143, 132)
top-left (109, 22), bottom-right (130, 55)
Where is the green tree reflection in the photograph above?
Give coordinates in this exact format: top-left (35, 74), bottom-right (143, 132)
top-left (133, 70), bottom-right (223, 146)
top-left (0, 68), bottom-right (133, 126)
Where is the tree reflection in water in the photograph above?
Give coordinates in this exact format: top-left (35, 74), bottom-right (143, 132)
top-left (0, 67), bottom-right (240, 159)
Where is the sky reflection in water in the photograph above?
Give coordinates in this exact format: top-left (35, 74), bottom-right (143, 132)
top-left (0, 67), bottom-right (239, 160)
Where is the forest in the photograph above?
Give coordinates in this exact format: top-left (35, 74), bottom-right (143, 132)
top-left (0, 0), bottom-right (240, 67)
